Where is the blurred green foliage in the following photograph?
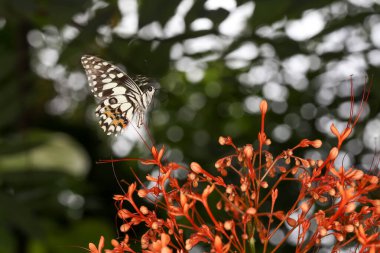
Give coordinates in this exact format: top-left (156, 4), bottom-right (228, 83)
top-left (0, 0), bottom-right (379, 252)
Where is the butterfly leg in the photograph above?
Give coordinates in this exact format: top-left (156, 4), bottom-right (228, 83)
top-left (136, 111), bottom-right (144, 128)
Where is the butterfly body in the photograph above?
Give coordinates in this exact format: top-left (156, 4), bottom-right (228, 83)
top-left (81, 55), bottom-right (156, 135)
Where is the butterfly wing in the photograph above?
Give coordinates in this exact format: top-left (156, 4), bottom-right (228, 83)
top-left (81, 55), bottom-right (144, 99)
top-left (81, 55), bottom-right (148, 135)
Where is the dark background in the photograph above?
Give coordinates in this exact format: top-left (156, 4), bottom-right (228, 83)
top-left (0, 0), bottom-right (379, 252)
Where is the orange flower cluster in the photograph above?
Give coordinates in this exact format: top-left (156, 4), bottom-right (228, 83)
top-left (89, 82), bottom-right (379, 252)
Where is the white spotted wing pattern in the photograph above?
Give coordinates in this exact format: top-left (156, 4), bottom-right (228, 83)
top-left (81, 55), bottom-right (156, 135)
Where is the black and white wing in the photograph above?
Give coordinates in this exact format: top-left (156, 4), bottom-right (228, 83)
top-left (81, 55), bottom-right (156, 135)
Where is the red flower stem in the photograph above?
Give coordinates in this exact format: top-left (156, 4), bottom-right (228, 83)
top-left (214, 187), bottom-right (245, 214)
top-left (183, 210), bottom-right (201, 231)
top-left (202, 196), bottom-right (230, 239)
top-left (260, 156), bottom-right (281, 182)
top-left (256, 104), bottom-right (266, 210)
top-left (263, 191), bottom-right (277, 253)
top-left (230, 226), bottom-right (244, 252)
top-left (268, 192), bottom-right (306, 245)
top-left (258, 170), bottom-right (293, 208)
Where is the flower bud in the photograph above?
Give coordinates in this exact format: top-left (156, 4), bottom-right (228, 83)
top-left (224, 220), bottom-right (234, 230)
top-left (260, 181), bottom-right (268, 188)
top-left (334, 233), bottom-right (344, 242)
top-left (120, 223), bottom-right (130, 232)
top-left (218, 136), bottom-right (232, 145)
top-left (300, 201), bottom-right (310, 213)
top-left (246, 207), bottom-right (257, 215)
top-left (138, 189), bottom-right (148, 198)
top-left (345, 202), bottom-right (356, 213)
top-left (140, 206), bottom-right (149, 215)
top-left (329, 147), bottom-right (339, 160)
top-left (190, 162), bottom-right (203, 174)
top-left (319, 227), bottom-right (327, 236)
top-left (287, 218), bottom-right (297, 227)
top-left (344, 225), bottom-right (354, 233)
top-left (243, 144), bottom-right (254, 159)
top-left (226, 185), bottom-right (234, 194)
top-left (311, 139), bottom-right (322, 148)
top-left (370, 176), bottom-right (378, 185)
top-left (350, 170), bottom-right (364, 180)
top-left (152, 221), bottom-right (159, 230)
top-left (260, 100), bottom-right (268, 114)
top-left (118, 209), bottom-right (131, 219)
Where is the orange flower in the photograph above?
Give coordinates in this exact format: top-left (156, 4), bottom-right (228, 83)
top-left (89, 236), bottom-right (104, 253)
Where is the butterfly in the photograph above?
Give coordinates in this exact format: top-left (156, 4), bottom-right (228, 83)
top-left (81, 55), bottom-right (156, 135)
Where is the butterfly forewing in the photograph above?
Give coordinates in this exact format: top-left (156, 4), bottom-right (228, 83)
top-left (81, 55), bottom-right (156, 135)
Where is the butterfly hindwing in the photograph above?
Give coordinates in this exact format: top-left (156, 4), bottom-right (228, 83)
top-left (81, 55), bottom-right (156, 135)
